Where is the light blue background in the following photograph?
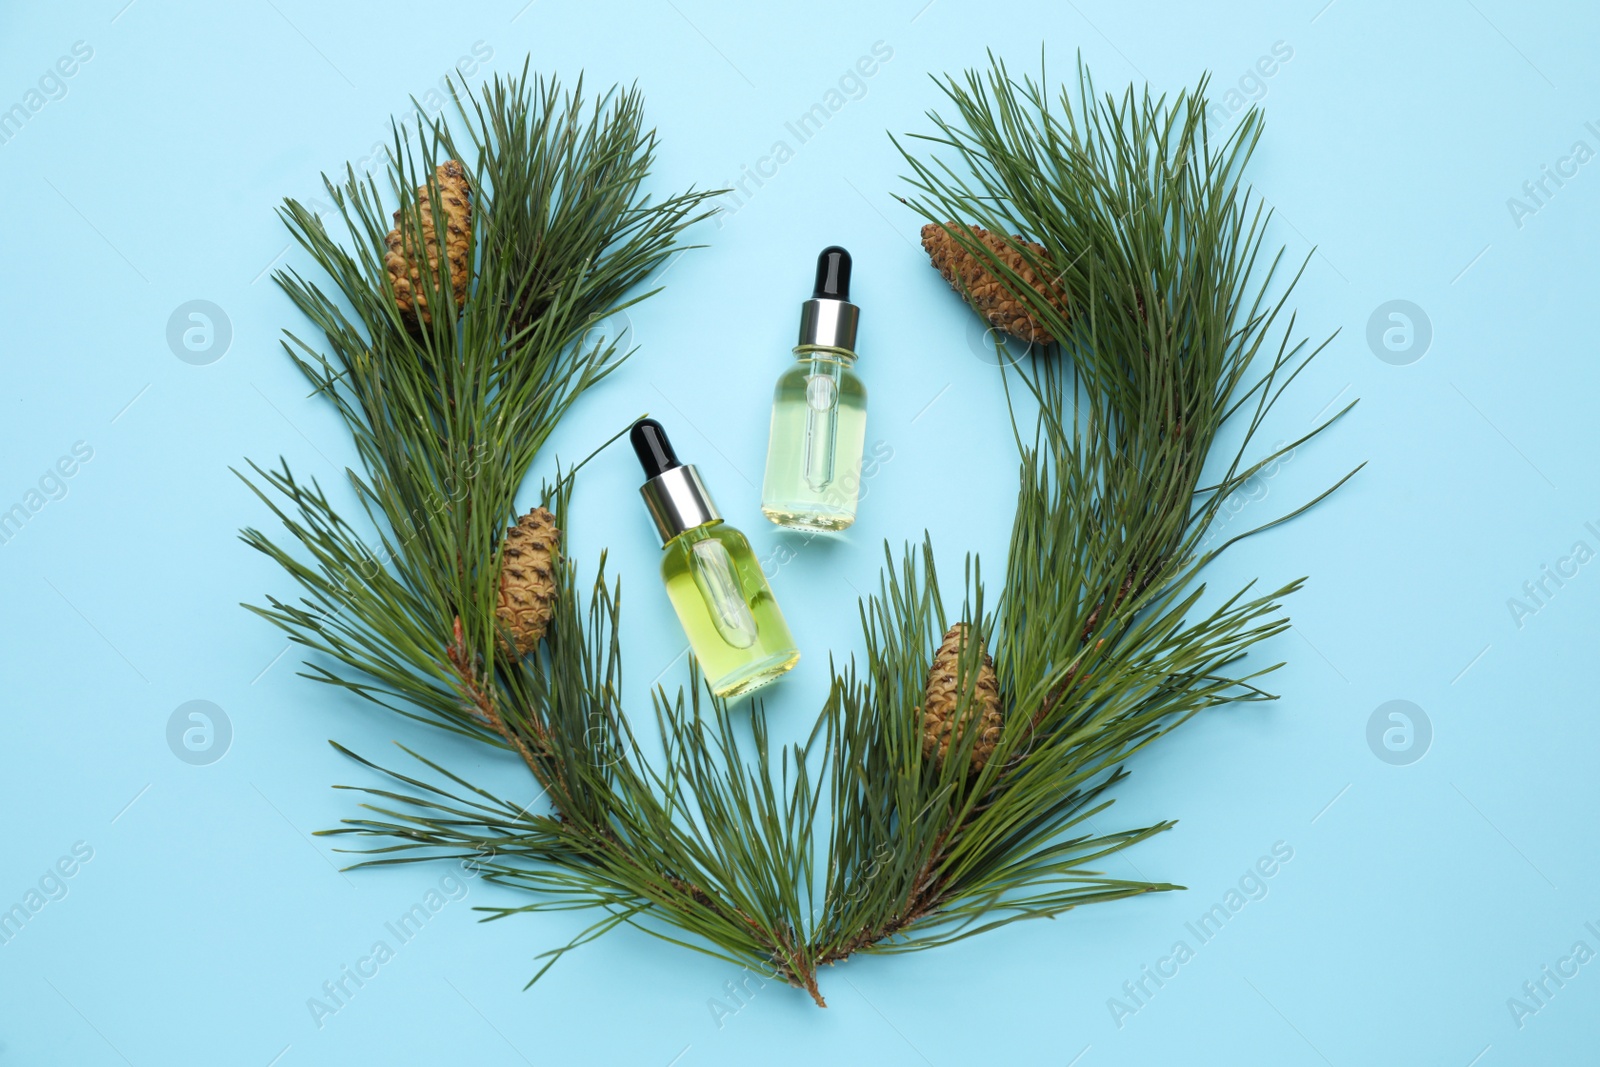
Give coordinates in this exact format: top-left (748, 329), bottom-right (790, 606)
top-left (2, 1), bottom-right (1596, 1064)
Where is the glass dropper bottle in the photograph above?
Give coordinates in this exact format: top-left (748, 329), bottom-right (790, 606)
top-left (760, 246), bottom-right (868, 531)
top-left (631, 418), bottom-right (800, 699)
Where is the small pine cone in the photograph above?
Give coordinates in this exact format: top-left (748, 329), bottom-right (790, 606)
top-left (495, 507), bottom-right (560, 656)
top-left (384, 160), bottom-right (473, 329)
top-left (921, 222), bottom-right (1066, 346)
top-left (920, 623), bottom-right (1004, 772)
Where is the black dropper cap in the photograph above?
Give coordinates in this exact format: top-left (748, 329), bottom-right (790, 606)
top-left (812, 246), bottom-right (852, 301)
top-left (630, 418), bottom-right (681, 478)
top-left (798, 246), bottom-right (860, 352)
top-left (632, 418), bottom-right (720, 542)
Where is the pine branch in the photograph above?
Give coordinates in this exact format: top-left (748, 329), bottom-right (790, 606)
top-left (245, 57), bottom-right (1354, 1009)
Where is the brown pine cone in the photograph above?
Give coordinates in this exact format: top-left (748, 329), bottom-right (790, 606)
top-left (384, 160), bottom-right (473, 329)
top-left (921, 222), bottom-right (1067, 346)
top-left (920, 623), bottom-right (1004, 772)
top-left (495, 507), bottom-right (560, 656)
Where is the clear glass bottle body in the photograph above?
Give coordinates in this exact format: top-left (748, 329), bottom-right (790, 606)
top-left (761, 347), bottom-right (868, 531)
top-left (660, 521), bottom-right (799, 699)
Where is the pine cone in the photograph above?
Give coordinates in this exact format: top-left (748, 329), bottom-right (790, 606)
top-left (495, 507), bottom-right (560, 656)
top-left (920, 623), bottom-right (1004, 772)
top-left (384, 160), bottom-right (473, 329)
top-left (921, 222), bottom-right (1067, 346)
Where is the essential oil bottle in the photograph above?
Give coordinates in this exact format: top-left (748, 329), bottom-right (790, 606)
top-left (761, 246), bottom-right (868, 531)
top-left (631, 418), bottom-right (800, 700)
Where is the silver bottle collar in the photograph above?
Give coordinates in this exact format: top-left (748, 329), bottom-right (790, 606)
top-left (640, 464), bottom-right (721, 543)
top-left (798, 297), bottom-right (860, 352)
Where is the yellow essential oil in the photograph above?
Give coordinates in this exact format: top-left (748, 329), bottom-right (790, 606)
top-left (761, 349), bottom-right (868, 530)
top-left (661, 523), bottom-right (799, 698)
